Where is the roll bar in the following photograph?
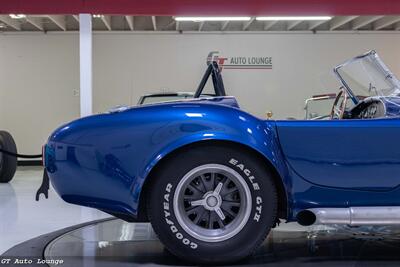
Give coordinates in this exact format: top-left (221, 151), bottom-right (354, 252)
top-left (194, 61), bottom-right (226, 98)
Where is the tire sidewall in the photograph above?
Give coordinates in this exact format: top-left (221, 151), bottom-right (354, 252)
top-left (148, 145), bottom-right (277, 262)
top-left (0, 131), bottom-right (17, 183)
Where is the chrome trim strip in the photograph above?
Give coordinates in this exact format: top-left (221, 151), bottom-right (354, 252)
top-left (307, 206), bottom-right (400, 225)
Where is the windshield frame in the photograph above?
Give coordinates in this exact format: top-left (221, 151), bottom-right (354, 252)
top-left (333, 50), bottom-right (400, 105)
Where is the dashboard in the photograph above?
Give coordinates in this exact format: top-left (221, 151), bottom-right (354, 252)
top-left (329, 89), bottom-right (400, 120)
top-left (350, 100), bottom-right (386, 119)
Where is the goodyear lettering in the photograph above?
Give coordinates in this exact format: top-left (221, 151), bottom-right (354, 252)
top-left (229, 158), bottom-right (263, 222)
top-left (163, 183), bottom-right (198, 249)
top-left (229, 158), bottom-right (260, 191)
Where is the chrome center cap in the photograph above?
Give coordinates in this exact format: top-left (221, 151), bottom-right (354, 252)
top-left (203, 192), bottom-right (222, 211)
top-left (206, 196), bottom-right (218, 207)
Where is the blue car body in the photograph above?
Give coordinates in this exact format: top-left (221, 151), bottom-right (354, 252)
top-left (44, 95), bottom-right (400, 222)
top-left (43, 51), bottom-right (400, 224)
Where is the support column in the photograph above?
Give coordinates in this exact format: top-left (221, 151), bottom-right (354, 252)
top-left (79, 14), bottom-right (93, 117)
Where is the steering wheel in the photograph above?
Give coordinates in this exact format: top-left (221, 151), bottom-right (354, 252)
top-left (330, 88), bottom-right (348, 120)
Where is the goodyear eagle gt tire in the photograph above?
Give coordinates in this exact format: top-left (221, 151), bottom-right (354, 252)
top-left (147, 144), bottom-right (277, 264)
top-left (0, 131), bottom-right (17, 183)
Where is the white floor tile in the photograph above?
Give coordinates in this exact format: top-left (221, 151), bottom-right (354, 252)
top-left (0, 167), bottom-right (109, 254)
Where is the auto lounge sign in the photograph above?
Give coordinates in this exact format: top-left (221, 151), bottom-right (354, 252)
top-left (207, 51), bottom-right (272, 70)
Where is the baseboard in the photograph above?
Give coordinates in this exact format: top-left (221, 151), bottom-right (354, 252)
top-left (18, 160), bottom-right (42, 166)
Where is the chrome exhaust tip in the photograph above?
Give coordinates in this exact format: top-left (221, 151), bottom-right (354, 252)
top-left (297, 206), bottom-right (400, 226)
top-left (296, 210), bottom-right (316, 226)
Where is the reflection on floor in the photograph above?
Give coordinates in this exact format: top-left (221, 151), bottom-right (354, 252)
top-left (45, 219), bottom-right (400, 267)
top-left (0, 167), bottom-right (109, 254)
top-left (4, 167), bottom-right (400, 266)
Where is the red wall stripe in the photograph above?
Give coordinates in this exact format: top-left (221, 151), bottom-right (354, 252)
top-left (0, 0), bottom-right (399, 16)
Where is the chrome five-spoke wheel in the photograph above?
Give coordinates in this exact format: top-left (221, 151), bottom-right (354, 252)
top-left (148, 145), bottom-right (277, 264)
top-left (173, 164), bottom-right (252, 242)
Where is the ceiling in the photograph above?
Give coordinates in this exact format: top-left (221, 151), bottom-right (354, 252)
top-left (1, 0), bottom-right (400, 16)
top-left (1, 15), bottom-right (400, 32)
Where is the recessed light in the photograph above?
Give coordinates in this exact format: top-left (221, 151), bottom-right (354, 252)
top-left (9, 14), bottom-right (26, 19)
top-left (256, 16), bottom-right (332, 21)
top-left (92, 14), bottom-right (104, 18)
top-left (174, 17), bottom-right (251, 22)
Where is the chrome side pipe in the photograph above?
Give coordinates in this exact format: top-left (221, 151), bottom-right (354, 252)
top-left (296, 207), bottom-right (400, 226)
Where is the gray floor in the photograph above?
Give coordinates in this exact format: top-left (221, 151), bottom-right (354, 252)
top-left (43, 219), bottom-right (400, 267)
top-left (0, 166), bottom-right (328, 256)
top-left (3, 169), bottom-right (400, 267)
top-left (0, 167), bottom-right (109, 254)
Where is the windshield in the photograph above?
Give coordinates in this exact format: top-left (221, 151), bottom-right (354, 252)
top-left (305, 94), bottom-right (336, 120)
top-left (139, 94), bottom-right (193, 105)
top-left (334, 50), bottom-right (400, 104)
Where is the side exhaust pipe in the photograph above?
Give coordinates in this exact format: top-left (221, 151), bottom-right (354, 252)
top-left (297, 206), bottom-right (400, 226)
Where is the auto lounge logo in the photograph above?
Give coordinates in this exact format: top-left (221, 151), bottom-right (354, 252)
top-left (206, 51), bottom-right (272, 70)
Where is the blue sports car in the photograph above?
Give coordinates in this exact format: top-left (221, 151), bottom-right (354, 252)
top-left (40, 50), bottom-right (400, 264)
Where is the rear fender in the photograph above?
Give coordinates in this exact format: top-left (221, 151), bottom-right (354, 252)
top-left (46, 102), bottom-right (290, 220)
top-left (136, 105), bottom-right (290, 214)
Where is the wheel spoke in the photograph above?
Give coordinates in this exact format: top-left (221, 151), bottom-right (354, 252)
top-left (216, 214), bottom-right (225, 229)
top-left (199, 175), bottom-right (208, 192)
top-left (201, 173), bottom-right (215, 191)
top-left (215, 207), bottom-right (226, 220)
top-left (210, 173), bottom-right (216, 190)
top-left (222, 189), bottom-right (240, 202)
top-left (206, 212), bottom-right (216, 229)
top-left (186, 205), bottom-right (203, 215)
top-left (207, 211), bottom-right (226, 229)
top-left (188, 183), bottom-right (204, 194)
top-left (190, 199), bottom-right (205, 206)
top-left (223, 200), bottom-right (241, 207)
top-left (221, 187), bottom-right (239, 198)
top-left (214, 182), bottom-right (223, 195)
top-left (193, 208), bottom-right (207, 225)
top-left (221, 203), bottom-right (239, 218)
top-left (183, 194), bottom-right (201, 201)
top-left (220, 177), bottom-right (233, 195)
top-left (221, 208), bottom-right (236, 219)
top-left (207, 211), bottom-right (223, 229)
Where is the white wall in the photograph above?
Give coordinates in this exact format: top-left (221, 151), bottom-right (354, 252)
top-left (93, 33), bottom-right (400, 118)
top-left (0, 34), bottom-right (79, 155)
top-left (1, 32), bottom-right (400, 154)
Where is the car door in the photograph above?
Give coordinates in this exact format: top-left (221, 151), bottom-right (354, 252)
top-left (275, 118), bottom-right (400, 191)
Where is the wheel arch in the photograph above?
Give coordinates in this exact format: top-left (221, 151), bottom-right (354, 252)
top-left (138, 139), bottom-right (288, 222)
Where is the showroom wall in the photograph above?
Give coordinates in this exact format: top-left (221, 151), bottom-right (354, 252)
top-left (1, 32), bottom-right (400, 154)
top-left (0, 34), bottom-right (80, 155)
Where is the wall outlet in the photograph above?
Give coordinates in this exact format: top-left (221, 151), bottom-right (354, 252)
top-left (73, 89), bottom-right (80, 97)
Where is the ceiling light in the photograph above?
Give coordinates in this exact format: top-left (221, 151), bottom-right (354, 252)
top-left (256, 16), bottom-right (332, 21)
top-left (174, 17), bottom-right (251, 22)
top-left (9, 14), bottom-right (26, 19)
top-left (92, 14), bottom-right (104, 18)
